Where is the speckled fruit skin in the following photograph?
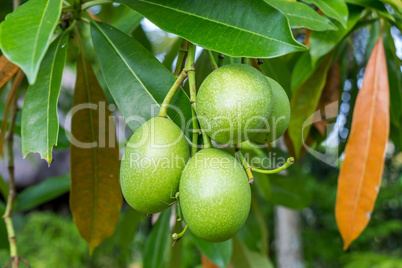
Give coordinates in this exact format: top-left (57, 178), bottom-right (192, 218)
top-left (252, 77), bottom-right (290, 143)
top-left (179, 148), bottom-right (251, 242)
top-left (120, 117), bottom-right (189, 214)
top-left (196, 64), bottom-right (272, 144)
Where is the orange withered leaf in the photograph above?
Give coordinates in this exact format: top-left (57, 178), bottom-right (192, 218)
top-left (336, 37), bottom-right (390, 250)
top-left (0, 55), bottom-right (19, 89)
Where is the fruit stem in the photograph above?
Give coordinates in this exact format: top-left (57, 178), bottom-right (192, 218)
top-left (234, 144), bottom-right (295, 181)
top-left (158, 70), bottom-right (188, 118)
top-left (173, 39), bottom-right (188, 79)
top-left (234, 144), bottom-right (254, 184)
top-left (206, 50), bottom-right (218, 70)
top-left (185, 43), bottom-right (201, 155)
top-left (172, 224), bottom-right (188, 246)
top-left (251, 157), bottom-right (294, 174)
top-left (187, 43), bottom-right (212, 150)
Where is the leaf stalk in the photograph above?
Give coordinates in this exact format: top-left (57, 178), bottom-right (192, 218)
top-left (206, 50), bottom-right (218, 70)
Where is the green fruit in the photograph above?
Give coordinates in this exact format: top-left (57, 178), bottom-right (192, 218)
top-left (120, 117), bottom-right (189, 214)
top-left (252, 77), bottom-right (290, 143)
top-left (179, 148), bottom-right (251, 242)
top-left (196, 64), bottom-right (272, 144)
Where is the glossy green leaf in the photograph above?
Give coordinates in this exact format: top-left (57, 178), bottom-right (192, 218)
top-left (143, 208), bottom-right (172, 268)
top-left (14, 174), bottom-right (70, 211)
top-left (345, 0), bottom-right (395, 22)
top-left (56, 126), bottom-right (71, 150)
top-left (303, 0), bottom-right (348, 28)
top-left (266, 0), bottom-right (337, 31)
top-left (0, 0), bottom-right (63, 84)
top-left (133, 24), bottom-right (153, 53)
top-left (309, 5), bottom-right (362, 65)
top-left (231, 236), bottom-right (273, 268)
top-left (162, 38), bottom-right (181, 72)
top-left (258, 57), bottom-right (292, 97)
top-left (21, 33), bottom-right (69, 164)
top-left (70, 52), bottom-right (122, 254)
top-left (115, 0), bottom-right (306, 57)
top-left (288, 54), bottom-right (333, 157)
top-left (112, 8), bottom-right (143, 35)
top-left (291, 52), bottom-right (313, 92)
top-left (91, 22), bottom-right (191, 133)
top-left (191, 233), bottom-right (232, 268)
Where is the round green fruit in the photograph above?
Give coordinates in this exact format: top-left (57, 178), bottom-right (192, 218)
top-left (252, 77), bottom-right (290, 143)
top-left (120, 117), bottom-right (189, 214)
top-left (196, 64), bottom-right (272, 144)
top-left (179, 148), bottom-right (251, 242)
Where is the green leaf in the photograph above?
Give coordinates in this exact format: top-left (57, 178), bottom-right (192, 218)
top-left (258, 57), bottom-right (292, 97)
top-left (231, 236), bottom-right (273, 268)
top-left (303, 0), bottom-right (349, 28)
top-left (309, 5), bottom-right (362, 66)
top-left (266, 0), bottom-right (337, 31)
top-left (237, 197), bottom-right (269, 254)
top-left (112, 8), bottom-right (143, 35)
top-left (291, 52), bottom-right (313, 92)
top-left (191, 233), bottom-right (232, 268)
top-left (288, 54), bottom-right (333, 157)
top-left (383, 25), bottom-right (402, 127)
top-left (0, 0), bottom-right (63, 84)
top-left (162, 38), bottom-right (182, 71)
top-left (14, 174), bottom-right (70, 211)
top-left (345, 0), bottom-right (395, 22)
top-left (133, 24), bottom-right (153, 53)
top-left (143, 208), bottom-right (172, 268)
top-left (380, 0), bottom-right (402, 15)
top-left (91, 22), bottom-right (191, 133)
top-left (70, 52), bottom-right (122, 254)
top-left (118, 208), bottom-right (144, 249)
top-left (21, 32), bottom-right (69, 164)
top-left (390, 121), bottom-right (402, 150)
top-left (0, 202), bottom-right (8, 250)
top-left (0, 175), bottom-right (9, 200)
top-left (169, 220), bottom-right (183, 268)
top-left (115, 0), bottom-right (306, 57)
top-left (268, 172), bottom-right (312, 210)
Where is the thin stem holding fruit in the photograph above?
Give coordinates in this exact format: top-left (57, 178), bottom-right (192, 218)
top-left (185, 43), bottom-right (201, 156)
top-left (251, 157), bottom-right (294, 174)
top-left (206, 50), bottom-right (218, 70)
top-left (186, 43), bottom-right (211, 150)
top-left (234, 144), bottom-right (254, 184)
top-left (173, 39), bottom-right (189, 79)
top-left (158, 71), bottom-right (188, 118)
top-left (234, 144), bottom-right (294, 183)
top-left (172, 224), bottom-right (188, 243)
